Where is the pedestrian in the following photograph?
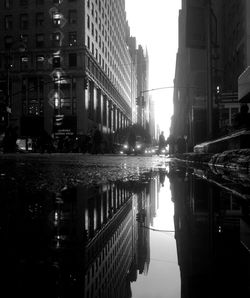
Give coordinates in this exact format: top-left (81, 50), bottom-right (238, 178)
top-left (166, 134), bottom-right (176, 155)
top-left (158, 131), bottom-right (165, 154)
top-left (176, 136), bottom-right (186, 154)
top-left (91, 126), bottom-right (103, 154)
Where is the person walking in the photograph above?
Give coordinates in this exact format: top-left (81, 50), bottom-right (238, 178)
top-left (158, 131), bottom-right (165, 154)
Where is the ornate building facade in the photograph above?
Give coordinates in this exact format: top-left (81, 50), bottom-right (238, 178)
top-left (0, 0), bottom-right (138, 147)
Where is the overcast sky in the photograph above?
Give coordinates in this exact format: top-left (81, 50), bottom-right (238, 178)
top-left (125, 0), bottom-right (181, 135)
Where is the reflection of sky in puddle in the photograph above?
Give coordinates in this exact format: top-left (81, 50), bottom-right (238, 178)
top-left (131, 176), bottom-right (181, 298)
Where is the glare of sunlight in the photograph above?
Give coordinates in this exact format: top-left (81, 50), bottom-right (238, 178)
top-left (153, 177), bottom-right (175, 231)
top-left (125, 0), bottom-right (181, 135)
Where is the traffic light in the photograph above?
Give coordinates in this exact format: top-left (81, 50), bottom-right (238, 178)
top-left (141, 96), bottom-right (145, 107)
top-left (136, 97), bottom-right (140, 105)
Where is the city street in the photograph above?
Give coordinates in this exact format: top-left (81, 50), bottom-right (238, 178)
top-left (1, 153), bottom-right (250, 297)
top-left (0, 153), bottom-right (169, 193)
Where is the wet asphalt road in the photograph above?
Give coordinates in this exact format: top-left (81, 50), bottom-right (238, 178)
top-left (0, 153), bottom-right (170, 193)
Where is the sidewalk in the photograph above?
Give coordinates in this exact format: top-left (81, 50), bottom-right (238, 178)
top-left (172, 149), bottom-right (250, 173)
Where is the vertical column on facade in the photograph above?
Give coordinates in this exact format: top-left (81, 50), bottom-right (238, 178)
top-left (76, 77), bottom-right (88, 135)
top-left (76, 187), bottom-right (88, 242)
top-left (96, 88), bottom-right (102, 129)
top-left (109, 183), bottom-right (114, 216)
top-left (108, 100), bottom-right (113, 133)
top-left (102, 95), bottom-right (108, 132)
top-left (113, 105), bottom-right (116, 131)
top-left (11, 76), bottom-right (22, 131)
top-left (44, 76), bottom-right (54, 134)
top-left (113, 185), bottom-right (117, 213)
top-left (121, 113), bottom-right (124, 130)
top-left (103, 189), bottom-right (108, 223)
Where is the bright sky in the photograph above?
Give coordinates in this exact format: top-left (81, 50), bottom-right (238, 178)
top-left (125, 0), bottom-right (181, 136)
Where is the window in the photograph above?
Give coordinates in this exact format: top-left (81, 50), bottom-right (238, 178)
top-left (20, 14), bottom-right (29, 30)
top-left (20, 0), bottom-right (28, 6)
top-left (4, 15), bottom-right (13, 30)
top-left (36, 34), bottom-right (44, 48)
top-left (4, 0), bottom-right (13, 8)
top-left (5, 36), bottom-right (13, 48)
top-left (20, 55), bottom-right (29, 70)
top-left (20, 34), bottom-right (28, 44)
top-left (52, 12), bottom-right (65, 27)
top-left (68, 53), bottom-right (77, 67)
top-left (68, 10), bottom-right (77, 24)
top-left (36, 0), bottom-right (44, 5)
top-left (36, 13), bottom-right (44, 26)
top-left (87, 15), bottom-right (90, 29)
top-left (68, 32), bottom-right (77, 46)
top-left (36, 55), bottom-right (45, 69)
top-left (52, 32), bottom-right (61, 47)
top-left (53, 56), bottom-right (61, 68)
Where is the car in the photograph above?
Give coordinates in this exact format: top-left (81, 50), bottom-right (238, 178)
top-left (145, 145), bottom-right (169, 156)
top-left (120, 136), bottom-right (146, 155)
top-left (144, 146), bottom-right (157, 156)
top-left (158, 146), bottom-right (169, 155)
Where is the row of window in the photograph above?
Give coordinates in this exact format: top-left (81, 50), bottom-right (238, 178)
top-left (3, 10), bottom-right (77, 30)
top-left (86, 35), bottom-right (131, 103)
top-left (4, 31), bottom-right (77, 48)
top-left (3, 0), bottom-right (76, 9)
top-left (86, 1), bottom-right (131, 102)
top-left (0, 52), bottom-right (77, 70)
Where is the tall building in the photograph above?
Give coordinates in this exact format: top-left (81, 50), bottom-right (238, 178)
top-left (171, 0), bottom-right (250, 150)
top-left (172, 0), bottom-right (208, 149)
top-left (0, 0), bottom-right (137, 149)
top-left (136, 45), bottom-right (149, 128)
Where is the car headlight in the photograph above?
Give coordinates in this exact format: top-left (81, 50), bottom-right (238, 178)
top-left (152, 149), bottom-right (155, 153)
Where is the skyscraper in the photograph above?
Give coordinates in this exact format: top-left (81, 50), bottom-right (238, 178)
top-left (0, 0), bottom-right (137, 150)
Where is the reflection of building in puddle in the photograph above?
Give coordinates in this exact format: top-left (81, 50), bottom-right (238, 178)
top-left (48, 174), bottom-right (160, 297)
top-left (168, 166), bottom-right (250, 298)
top-left (1, 172), bottom-right (162, 296)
